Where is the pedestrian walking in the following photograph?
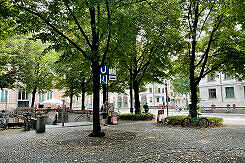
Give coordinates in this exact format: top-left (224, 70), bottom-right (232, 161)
top-left (101, 101), bottom-right (108, 126)
top-left (143, 103), bottom-right (149, 113)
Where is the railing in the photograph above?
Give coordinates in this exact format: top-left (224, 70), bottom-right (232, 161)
top-left (200, 106), bottom-right (245, 110)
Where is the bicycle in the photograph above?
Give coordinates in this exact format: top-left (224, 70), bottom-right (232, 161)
top-left (0, 111), bottom-right (9, 129)
top-left (23, 112), bottom-right (32, 131)
top-left (181, 111), bottom-right (209, 128)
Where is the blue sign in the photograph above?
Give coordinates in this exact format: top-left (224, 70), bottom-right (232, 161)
top-left (109, 75), bottom-right (117, 80)
top-left (100, 66), bottom-right (107, 75)
top-left (100, 75), bottom-right (107, 84)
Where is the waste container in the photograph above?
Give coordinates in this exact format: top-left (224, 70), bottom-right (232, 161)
top-left (36, 116), bottom-right (46, 133)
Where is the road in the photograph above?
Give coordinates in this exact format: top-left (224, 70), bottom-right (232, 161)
top-left (117, 108), bottom-right (245, 126)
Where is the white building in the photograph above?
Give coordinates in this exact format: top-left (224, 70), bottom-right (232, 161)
top-left (199, 73), bottom-right (245, 107)
top-left (85, 80), bottom-right (188, 110)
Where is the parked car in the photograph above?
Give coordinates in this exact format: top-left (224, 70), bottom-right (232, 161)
top-left (200, 108), bottom-right (213, 113)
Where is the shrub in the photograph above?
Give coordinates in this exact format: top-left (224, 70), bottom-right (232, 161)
top-left (207, 117), bottom-right (223, 125)
top-left (163, 116), bottom-right (186, 125)
top-left (163, 116), bottom-right (223, 127)
top-left (119, 113), bottom-right (155, 121)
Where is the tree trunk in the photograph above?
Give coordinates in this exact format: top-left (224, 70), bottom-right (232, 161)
top-left (31, 87), bottom-right (37, 107)
top-left (69, 91), bottom-right (73, 110)
top-left (190, 83), bottom-right (198, 117)
top-left (102, 84), bottom-right (106, 103)
top-left (81, 82), bottom-right (85, 110)
top-left (89, 62), bottom-right (104, 137)
top-left (133, 81), bottom-right (141, 114)
top-left (190, 64), bottom-right (198, 118)
top-left (129, 82), bottom-right (133, 113)
top-left (189, 2), bottom-right (199, 118)
top-left (129, 69), bottom-right (133, 113)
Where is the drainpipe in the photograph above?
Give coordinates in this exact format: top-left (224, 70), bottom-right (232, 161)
top-left (220, 73), bottom-right (223, 102)
top-left (153, 83), bottom-right (155, 106)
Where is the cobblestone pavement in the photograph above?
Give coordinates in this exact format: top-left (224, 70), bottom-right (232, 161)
top-left (0, 121), bottom-right (245, 163)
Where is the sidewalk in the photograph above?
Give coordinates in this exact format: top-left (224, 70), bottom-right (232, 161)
top-left (46, 121), bottom-right (93, 128)
top-left (0, 121), bottom-right (244, 162)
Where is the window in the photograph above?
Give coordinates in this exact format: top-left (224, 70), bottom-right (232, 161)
top-left (39, 93), bottom-right (45, 102)
top-left (47, 91), bottom-right (53, 100)
top-left (18, 90), bottom-right (28, 100)
top-left (226, 87), bottom-right (234, 98)
top-left (150, 97), bottom-right (152, 102)
top-left (157, 97), bottom-right (159, 102)
top-left (244, 86), bottom-right (245, 98)
top-left (162, 88), bottom-right (164, 93)
top-left (149, 88), bottom-right (152, 93)
top-left (123, 96), bottom-right (128, 107)
top-left (158, 88), bottom-right (160, 93)
top-left (207, 75), bottom-right (215, 82)
top-left (224, 73), bottom-right (232, 80)
top-left (208, 89), bottom-right (216, 99)
top-left (0, 90), bottom-right (8, 103)
top-left (18, 90), bottom-right (29, 107)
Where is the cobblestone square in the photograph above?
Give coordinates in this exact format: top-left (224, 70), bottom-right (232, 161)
top-left (0, 121), bottom-right (245, 162)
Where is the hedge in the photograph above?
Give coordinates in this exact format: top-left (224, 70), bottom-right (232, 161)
top-left (119, 113), bottom-right (155, 121)
top-left (163, 115), bottom-right (223, 127)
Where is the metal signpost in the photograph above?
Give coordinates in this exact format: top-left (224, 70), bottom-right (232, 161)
top-left (165, 80), bottom-right (169, 117)
top-left (100, 66), bottom-right (108, 84)
top-left (100, 66), bottom-right (117, 102)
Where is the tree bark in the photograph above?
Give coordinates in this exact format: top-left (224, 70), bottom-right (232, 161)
top-left (102, 84), bottom-right (107, 103)
top-left (31, 87), bottom-right (37, 107)
top-left (88, 5), bottom-right (105, 137)
top-left (81, 82), bottom-right (85, 110)
top-left (190, 79), bottom-right (198, 117)
top-left (129, 69), bottom-right (133, 113)
top-left (133, 80), bottom-right (141, 114)
top-left (189, 2), bottom-right (199, 118)
top-left (129, 82), bottom-right (133, 113)
top-left (69, 91), bottom-right (74, 110)
top-left (89, 62), bottom-right (104, 137)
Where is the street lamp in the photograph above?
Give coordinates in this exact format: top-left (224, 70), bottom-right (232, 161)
top-left (165, 80), bottom-right (169, 117)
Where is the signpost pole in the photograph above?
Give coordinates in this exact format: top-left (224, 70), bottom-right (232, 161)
top-left (106, 68), bottom-right (109, 102)
top-left (62, 100), bottom-right (65, 126)
top-left (165, 80), bottom-right (169, 117)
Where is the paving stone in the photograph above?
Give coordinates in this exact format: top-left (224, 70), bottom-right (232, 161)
top-left (0, 121), bottom-right (244, 162)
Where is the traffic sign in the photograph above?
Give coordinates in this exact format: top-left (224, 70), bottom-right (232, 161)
top-left (100, 75), bottom-right (107, 84)
top-left (100, 66), bottom-right (107, 75)
top-left (109, 75), bottom-right (117, 80)
top-left (109, 68), bottom-right (116, 75)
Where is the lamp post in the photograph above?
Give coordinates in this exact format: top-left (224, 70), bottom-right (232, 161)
top-left (165, 80), bottom-right (169, 117)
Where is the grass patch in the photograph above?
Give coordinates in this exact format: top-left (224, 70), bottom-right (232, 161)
top-left (119, 113), bottom-right (155, 121)
top-left (207, 117), bottom-right (223, 127)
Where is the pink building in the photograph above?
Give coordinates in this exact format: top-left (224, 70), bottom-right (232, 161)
top-left (0, 88), bottom-right (65, 111)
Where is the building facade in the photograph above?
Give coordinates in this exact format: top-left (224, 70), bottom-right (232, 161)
top-left (0, 88), bottom-right (66, 111)
top-left (199, 73), bottom-right (245, 107)
top-left (1, 80), bottom-right (189, 111)
top-left (85, 80), bottom-right (188, 110)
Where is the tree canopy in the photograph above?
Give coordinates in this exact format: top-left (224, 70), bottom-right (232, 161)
top-left (176, 0), bottom-right (245, 117)
top-left (1, 35), bottom-right (59, 106)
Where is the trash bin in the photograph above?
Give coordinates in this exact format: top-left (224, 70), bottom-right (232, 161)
top-left (36, 116), bottom-right (46, 133)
